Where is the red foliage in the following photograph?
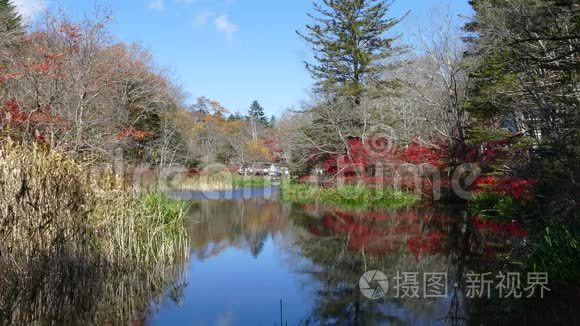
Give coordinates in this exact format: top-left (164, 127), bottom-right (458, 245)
top-left (465, 132), bottom-right (528, 165)
top-left (321, 138), bottom-right (445, 177)
top-left (59, 22), bottom-right (82, 43)
top-left (401, 142), bottom-right (445, 167)
top-left (186, 168), bottom-right (200, 177)
top-left (1, 99), bottom-right (65, 144)
top-left (264, 138), bottom-right (284, 162)
top-left (0, 66), bottom-right (21, 85)
top-left (117, 126), bottom-right (152, 140)
top-left (474, 217), bottom-right (529, 240)
top-left (322, 137), bottom-right (399, 175)
top-left (34, 129), bottom-right (47, 143)
top-left (473, 176), bottom-right (535, 199)
top-left (307, 209), bottom-right (444, 256)
top-left (2, 99), bottom-right (27, 123)
top-left (407, 231), bottom-right (443, 258)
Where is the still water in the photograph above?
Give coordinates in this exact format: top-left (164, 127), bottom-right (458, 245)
top-left (144, 187), bottom-right (531, 325)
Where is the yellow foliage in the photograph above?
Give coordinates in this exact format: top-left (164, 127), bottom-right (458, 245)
top-left (245, 139), bottom-right (272, 162)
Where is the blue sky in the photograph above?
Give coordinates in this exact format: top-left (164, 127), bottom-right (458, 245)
top-left (14, 0), bottom-right (473, 117)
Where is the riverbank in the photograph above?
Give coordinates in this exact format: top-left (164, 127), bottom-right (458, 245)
top-left (280, 182), bottom-right (420, 210)
top-left (170, 175), bottom-right (271, 191)
top-left (468, 177), bottom-right (580, 283)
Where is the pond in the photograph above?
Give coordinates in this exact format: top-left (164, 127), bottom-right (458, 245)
top-left (144, 186), bottom-right (537, 325)
top-left (2, 186), bottom-right (567, 325)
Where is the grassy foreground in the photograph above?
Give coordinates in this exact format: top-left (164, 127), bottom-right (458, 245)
top-left (0, 140), bottom-right (191, 324)
top-left (280, 182), bottom-right (420, 209)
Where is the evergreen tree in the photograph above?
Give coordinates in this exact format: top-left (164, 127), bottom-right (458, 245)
top-left (269, 115), bottom-right (277, 127)
top-left (0, 0), bottom-right (22, 33)
top-left (227, 111), bottom-right (244, 121)
top-left (464, 0), bottom-right (579, 187)
top-left (297, 0), bottom-right (405, 98)
top-left (248, 100), bottom-right (268, 125)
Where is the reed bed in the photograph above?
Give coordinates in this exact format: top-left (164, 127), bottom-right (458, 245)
top-left (171, 174), bottom-right (271, 191)
top-left (0, 139), bottom-right (189, 265)
top-left (93, 191), bottom-right (189, 265)
top-left (0, 139), bottom-right (191, 324)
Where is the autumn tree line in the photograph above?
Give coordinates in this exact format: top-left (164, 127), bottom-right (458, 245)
top-left (290, 0), bottom-right (578, 207)
top-left (0, 0), bottom-right (578, 206)
top-left (0, 1), bottom-right (289, 174)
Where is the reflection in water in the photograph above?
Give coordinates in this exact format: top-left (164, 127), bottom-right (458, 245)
top-left (151, 194), bottom-right (532, 325)
top-left (1, 190), bottom-right (538, 325)
top-left (288, 205), bottom-right (465, 325)
top-left (188, 198), bottom-right (290, 260)
top-left (0, 252), bottom-right (186, 325)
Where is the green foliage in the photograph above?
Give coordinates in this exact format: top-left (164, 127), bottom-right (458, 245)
top-left (464, 0), bottom-right (579, 186)
top-left (248, 100), bottom-right (268, 125)
top-left (527, 224), bottom-right (580, 282)
top-left (470, 191), bottom-right (521, 221)
top-left (297, 0), bottom-right (405, 97)
top-left (466, 126), bottom-right (511, 145)
top-left (232, 175), bottom-right (271, 188)
top-left (0, 0), bottom-right (22, 33)
top-left (280, 182), bottom-right (420, 209)
top-left (464, 50), bottom-right (521, 118)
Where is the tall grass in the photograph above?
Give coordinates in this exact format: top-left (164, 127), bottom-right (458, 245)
top-left (92, 192), bottom-right (189, 265)
top-left (0, 139), bottom-right (190, 266)
top-left (527, 224), bottom-right (580, 282)
top-left (0, 139), bottom-right (191, 324)
top-left (280, 182), bottom-right (420, 209)
top-left (172, 174), bottom-right (271, 191)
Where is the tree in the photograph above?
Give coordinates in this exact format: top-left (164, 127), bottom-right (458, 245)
top-left (227, 111), bottom-right (244, 121)
top-left (297, 0), bottom-right (406, 98)
top-left (248, 100), bottom-right (267, 124)
top-left (464, 0), bottom-right (579, 186)
top-left (247, 100), bottom-right (267, 141)
top-left (0, 0), bottom-right (22, 33)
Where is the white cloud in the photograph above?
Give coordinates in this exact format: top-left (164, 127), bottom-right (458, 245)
top-left (215, 15), bottom-right (237, 41)
top-left (194, 10), bottom-right (214, 26)
top-left (148, 0), bottom-right (165, 11)
top-left (12, 0), bottom-right (46, 21)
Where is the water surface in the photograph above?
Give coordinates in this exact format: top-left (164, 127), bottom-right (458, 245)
top-left (148, 187), bottom-right (529, 325)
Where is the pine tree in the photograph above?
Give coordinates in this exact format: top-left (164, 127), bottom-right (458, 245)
top-left (0, 0), bottom-right (23, 33)
top-left (297, 0), bottom-right (405, 98)
top-left (227, 111), bottom-right (244, 121)
top-left (248, 100), bottom-right (268, 125)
